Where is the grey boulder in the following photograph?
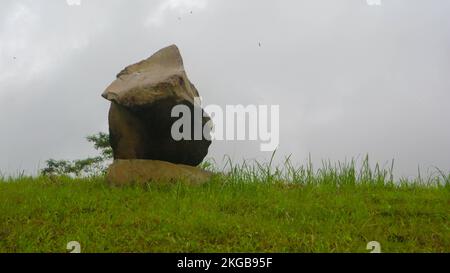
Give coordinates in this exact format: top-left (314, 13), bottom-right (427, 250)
top-left (102, 45), bottom-right (212, 166)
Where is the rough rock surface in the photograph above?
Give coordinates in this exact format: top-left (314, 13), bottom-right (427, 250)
top-left (102, 45), bottom-right (211, 166)
top-left (106, 160), bottom-right (212, 186)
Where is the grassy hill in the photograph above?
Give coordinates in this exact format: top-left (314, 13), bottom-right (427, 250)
top-left (0, 159), bottom-right (449, 253)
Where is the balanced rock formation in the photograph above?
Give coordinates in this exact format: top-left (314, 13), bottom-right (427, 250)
top-left (102, 45), bottom-right (212, 167)
top-left (107, 160), bottom-right (213, 186)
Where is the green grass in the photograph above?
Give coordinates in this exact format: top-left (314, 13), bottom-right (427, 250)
top-left (0, 157), bottom-right (449, 253)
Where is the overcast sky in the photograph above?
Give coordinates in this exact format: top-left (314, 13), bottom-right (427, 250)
top-left (0, 0), bottom-right (449, 177)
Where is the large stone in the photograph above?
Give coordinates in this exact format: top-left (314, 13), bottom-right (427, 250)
top-left (102, 45), bottom-right (212, 166)
top-left (106, 160), bottom-right (212, 186)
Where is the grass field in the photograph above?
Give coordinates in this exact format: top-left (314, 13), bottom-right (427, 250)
top-left (0, 158), bottom-right (449, 253)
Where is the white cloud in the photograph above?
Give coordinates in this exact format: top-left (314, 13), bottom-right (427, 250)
top-left (0, 3), bottom-right (40, 83)
top-left (146, 0), bottom-right (208, 27)
top-left (0, 2), bottom-right (105, 98)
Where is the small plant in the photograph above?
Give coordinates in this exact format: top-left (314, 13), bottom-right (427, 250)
top-left (86, 132), bottom-right (113, 160)
top-left (41, 133), bottom-right (112, 177)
